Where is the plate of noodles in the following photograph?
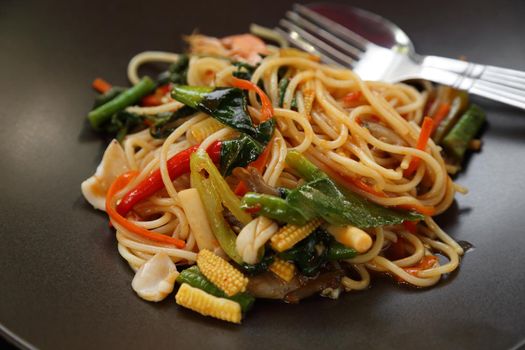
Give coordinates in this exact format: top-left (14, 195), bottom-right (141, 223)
top-left (1, 1), bottom-right (525, 349)
top-left (82, 30), bottom-right (484, 319)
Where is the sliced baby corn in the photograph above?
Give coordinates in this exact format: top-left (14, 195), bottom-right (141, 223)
top-left (197, 249), bottom-right (249, 297)
top-left (326, 224), bottom-right (372, 253)
top-left (270, 218), bottom-right (323, 253)
top-left (188, 117), bottom-right (224, 144)
top-left (269, 258), bottom-right (296, 282)
top-left (175, 283), bottom-right (242, 324)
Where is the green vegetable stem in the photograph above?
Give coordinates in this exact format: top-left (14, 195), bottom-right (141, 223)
top-left (241, 193), bottom-right (308, 225)
top-left (88, 76), bottom-right (156, 129)
top-left (442, 105), bottom-right (486, 161)
top-left (190, 148), bottom-right (251, 263)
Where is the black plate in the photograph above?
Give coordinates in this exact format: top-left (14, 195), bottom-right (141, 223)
top-left (1, 1), bottom-right (525, 349)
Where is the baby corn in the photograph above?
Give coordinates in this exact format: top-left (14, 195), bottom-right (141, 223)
top-left (175, 283), bottom-right (242, 324)
top-left (197, 249), bottom-right (249, 297)
top-left (189, 118), bottom-right (224, 144)
top-left (270, 218), bottom-right (323, 253)
top-left (269, 258), bottom-right (296, 282)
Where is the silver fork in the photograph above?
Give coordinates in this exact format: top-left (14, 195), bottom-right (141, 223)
top-left (275, 4), bottom-right (525, 110)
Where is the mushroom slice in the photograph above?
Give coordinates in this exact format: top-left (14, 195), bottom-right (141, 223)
top-left (81, 139), bottom-right (130, 211)
top-left (131, 252), bottom-right (179, 302)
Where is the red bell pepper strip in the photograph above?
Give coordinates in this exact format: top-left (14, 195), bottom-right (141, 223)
top-left (116, 141), bottom-right (222, 216)
top-left (141, 84), bottom-right (172, 107)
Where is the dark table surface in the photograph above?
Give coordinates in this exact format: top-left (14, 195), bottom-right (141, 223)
top-left (1, 0), bottom-right (525, 349)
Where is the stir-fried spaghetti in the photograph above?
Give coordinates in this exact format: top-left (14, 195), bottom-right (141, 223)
top-left (82, 31), bottom-right (484, 323)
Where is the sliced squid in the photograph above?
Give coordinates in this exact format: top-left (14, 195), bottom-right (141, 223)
top-left (131, 252), bottom-right (179, 302)
top-left (236, 217), bottom-right (278, 264)
top-left (81, 139), bottom-right (130, 211)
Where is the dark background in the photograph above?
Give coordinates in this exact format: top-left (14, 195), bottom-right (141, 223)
top-left (1, 0), bottom-right (525, 349)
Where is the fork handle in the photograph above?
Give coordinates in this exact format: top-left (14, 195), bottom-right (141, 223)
top-left (422, 55), bottom-right (525, 91)
top-left (418, 65), bottom-right (525, 110)
top-left (419, 56), bottom-right (525, 110)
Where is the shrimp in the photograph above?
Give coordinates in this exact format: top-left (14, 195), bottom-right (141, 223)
top-left (221, 34), bottom-right (269, 64)
top-left (187, 33), bottom-right (269, 65)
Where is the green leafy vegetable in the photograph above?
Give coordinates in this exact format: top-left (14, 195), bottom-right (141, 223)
top-left (108, 111), bottom-right (145, 142)
top-left (326, 241), bottom-right (357, 260)
top-left (240, 255), bottom-right (275, 275)
top-left (157, 54), bottom-right (190, 85)
top-left (278, 228), bottom-right (357, 276)
top-left (177, 266), bottom-right (255, 312)
top-left (169, 54), bottom-right (190, 84)
top-left (171, 85), bottom-right (274, 144)
top-left (242, 151), bottom-right (423, 227)
top-left (148, 106), bottom-right (197, 139)
top-left (172, 84), bottom-right (276, 175)
top-left (220, 135), bottom-right (263, 176)
top-left (232, 61), bottom-right (258, 81)
top-left (279, 228), bottom-right (332, 277)
top-left (278, 78), bottom-right (290, 107)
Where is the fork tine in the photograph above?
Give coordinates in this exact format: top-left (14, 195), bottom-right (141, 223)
top-left (285, 11), bottom-right (363, 60)
top-left (279, 19), bottom-right (354, 67)
top-left (273, 27), bottom-right (343, 67)
top-left (293, 4), bottom-right (370, 51)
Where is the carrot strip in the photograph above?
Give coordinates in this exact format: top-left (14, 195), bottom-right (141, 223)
top-left (231, 77), bottom-right (273, 121)
top-left (404, 117), bottom-right (434, 177)
top-left (234, 143), bottom-right (272, 196)
top-left (92, 78), bottom-right (112, 94)
top-left (106, 171), bottom-right (186, 248)
top-left (430, 103), bottom-right (450, 134)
